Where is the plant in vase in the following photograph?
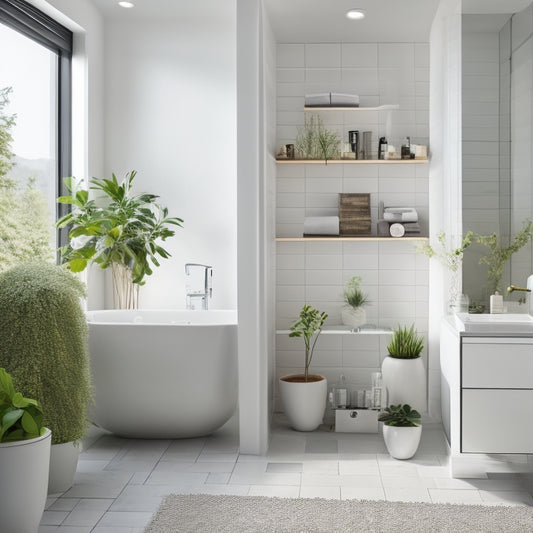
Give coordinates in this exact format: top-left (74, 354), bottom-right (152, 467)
top-left (381, 325), bottom-right (426, 411)
top-left (378, 403), bottom-right (422, 460)
top-left (279, 304), bottom-right (328, 431)
top-left (0, 263), bottom-right (91, 493)
top-left (0, 368), bottom-right (51, 533)
top-left (57, 171), bottom-right (183, 309)
top-left (341, 276), bottom-right (369, 328)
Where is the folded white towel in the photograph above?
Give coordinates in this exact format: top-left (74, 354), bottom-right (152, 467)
top-left (330, 93), bottom-right (359, 107)
top-left (383, 207), bottom-right (418, 223)
top-left (304, 216), bottom-right (340, 235)
top-left (305, 93), bottom-right (331, 107)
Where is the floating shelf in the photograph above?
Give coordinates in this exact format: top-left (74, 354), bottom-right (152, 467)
top-left (276, 236), bottom-right (428, 242)
top-left (275, 159), bottom-right (428, 164)
top-left (303, 104), bottom-right (400, 111)
top-left (276, 326), bottom-right (393, 335)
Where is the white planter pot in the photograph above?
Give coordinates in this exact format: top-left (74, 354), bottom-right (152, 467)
top-left (383, 424), bottom-right (422, 459)
top-left (48, 440), bottom-right (81, 494)
top-left (279, 375), bottom-right (327, 431)
top-left (381, 356), bottom-right (426, 411)
top-left (0, 428), bottom-right (51, 533)
top-left (341, 307), bottom-right (366, 328)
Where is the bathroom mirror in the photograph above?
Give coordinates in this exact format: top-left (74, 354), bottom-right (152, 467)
top-left (462, 0), bottom-right (533, 311)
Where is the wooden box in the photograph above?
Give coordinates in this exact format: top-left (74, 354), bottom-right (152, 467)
top-left (339, 193), bottom-right (371, 235)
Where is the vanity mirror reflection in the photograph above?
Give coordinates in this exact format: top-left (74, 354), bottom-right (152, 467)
top-left (462, 0), bottom-right (533, 312)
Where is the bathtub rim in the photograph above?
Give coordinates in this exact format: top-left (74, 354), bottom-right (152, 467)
top-left (86, 309), bottom-right (238, 326)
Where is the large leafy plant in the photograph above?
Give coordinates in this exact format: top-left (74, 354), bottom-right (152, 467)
top-left (387, 325), bottom-right (424, 359)
top-left (57, 171), bottom-right (183, 308)
top-left (289, 304), bottom-right (328, 382)
top-left (378, 404), bottom-right (421, 427)
top-left (0, 368), bottom-right (47, 443)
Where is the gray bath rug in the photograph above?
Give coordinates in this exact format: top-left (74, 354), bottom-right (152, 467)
top-left (144, 493), bottom-right (533, 533)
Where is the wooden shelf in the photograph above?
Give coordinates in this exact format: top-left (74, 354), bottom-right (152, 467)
top-left (276, 236), bottom-right (428, 242)
top-left (276, 159), bottom-right (428, 164)
top-left (304, 105), bottom-right (399, 111)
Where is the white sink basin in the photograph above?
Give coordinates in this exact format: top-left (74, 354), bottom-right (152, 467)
top-left (455, 313), bottom-right (533, 333)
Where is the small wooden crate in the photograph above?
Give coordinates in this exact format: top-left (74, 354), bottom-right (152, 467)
top-left (339, 193), bottom-right (371, 235)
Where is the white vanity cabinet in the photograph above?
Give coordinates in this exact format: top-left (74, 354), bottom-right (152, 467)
top-left (440, 317), bottom-right (533, 477)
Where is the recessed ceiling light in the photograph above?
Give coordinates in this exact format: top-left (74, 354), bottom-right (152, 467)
top-left (346, 9), bottom-right (365, 20)
top-left (118, 1), bottom-right (135, 8)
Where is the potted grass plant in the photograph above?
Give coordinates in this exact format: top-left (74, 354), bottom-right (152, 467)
top-left (0, 263), bottom-right (91, 493)
top-left (381, 325), bottom-right (426, 410)
top-left (57, 171), bottom-right (183, 309)
top-left (0, 368), bottom-right (51, 532)
top-left (378, 404), bottom-right (422, 460)
top-left (279, 304), bottom-right (328, 431)
top-left (341, 276), bottom-right (369, 328)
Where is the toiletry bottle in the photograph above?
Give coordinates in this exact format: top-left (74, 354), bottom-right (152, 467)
top-left (371, 372), bottom-right (383, 410)
top-left (336, 374), bottom-right (348, 408)
top-left (401, 136), bottom-right (411, 160)
top-left (378, 137), bottom-right (388, 160)
top-left (348, 130), bottom-right (360, 159)
top-left (490, 291), bottom-right (504, 314)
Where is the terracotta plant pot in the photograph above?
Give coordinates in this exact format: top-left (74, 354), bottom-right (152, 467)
top-left (279, 374), bottom-right (327, 431)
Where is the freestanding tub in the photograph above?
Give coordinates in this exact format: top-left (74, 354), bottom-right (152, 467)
top-left (86, 310), bottom-right (237, 438)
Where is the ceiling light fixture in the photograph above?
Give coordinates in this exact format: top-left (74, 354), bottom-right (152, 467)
top-left (346, 9), bottom-right (365, 20)
top-left (118, 1), bottom-right (135, 8)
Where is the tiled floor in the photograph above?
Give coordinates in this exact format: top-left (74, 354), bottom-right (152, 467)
top-left (40, 416), bottom-right (533, 532)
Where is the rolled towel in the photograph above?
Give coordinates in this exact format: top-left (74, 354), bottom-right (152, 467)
top-left (305, 93), bottom-right (331, 107)
top-left (383, 207), bottom-right (418, 223)
top-left (389, 223), bottom-right (405, 238)
top-left (330, 92), bottom-right (360, 107)
top-left (304, 216), bottom-right (339, 235)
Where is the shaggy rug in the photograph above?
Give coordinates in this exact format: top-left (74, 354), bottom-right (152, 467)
top-left (144, 494), bottom-right (533, 533)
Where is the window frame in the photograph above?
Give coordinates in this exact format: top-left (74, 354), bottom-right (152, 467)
top-left (0, 0), bottom-right (72, 251)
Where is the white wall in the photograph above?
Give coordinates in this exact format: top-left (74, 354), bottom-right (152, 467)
top-left (102, 3), bottom-right (237, 310)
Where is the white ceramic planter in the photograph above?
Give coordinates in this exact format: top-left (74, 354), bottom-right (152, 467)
top-left (341, 307), bottom-right (366, 328)
top-left (381, 356), bottom-right (426, 411)
top-left (48, 440), bottom-right (81, 493)
top-left (279, 375), bottom-right (327, 431)
top-left (0, 428), bottom-right (51, 533)
top-left (383, 424), bottom-right (422, 459)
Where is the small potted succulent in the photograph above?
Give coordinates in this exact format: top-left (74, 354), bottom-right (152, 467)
top-left (341, 276), bottom-right (369, 328)
top-left (381, 325), bottom-right (426, 410)
top-left (378, 403), bottom-right (422, 460)
top-left (279, 304), bottom-right (328, 431)
top-left (0, 368), bottom-right (51, 532)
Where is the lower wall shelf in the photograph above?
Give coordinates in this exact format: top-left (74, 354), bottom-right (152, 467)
top-left (276, 236), bottom-right (428, 242)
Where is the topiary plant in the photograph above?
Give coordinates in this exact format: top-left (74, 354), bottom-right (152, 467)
top-left (0, 263), bottom-right (91, 445)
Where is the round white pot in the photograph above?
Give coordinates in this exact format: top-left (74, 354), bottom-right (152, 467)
top-left (0, 428), bottom-right (51, 533)
top-left (48, 440), bottom-right (81, 494)
top-left (383, 424), bottom-right (422, 460)
top-left (381, 356), bottom-right (426, 411)
top-left (279, 375), bottom-right (327, 431)
top-left (341, 307), bottom-right (366, 328)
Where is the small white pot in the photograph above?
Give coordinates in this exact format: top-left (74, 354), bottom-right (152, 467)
top-left (341, 307), bottom-right (366, 328)
top-left (48, 440), bottom-right (81, 494)
top-left (381, 356), bottom-right (426, 411)
top-left (279, 375), bottom-right (327, 431)
top-left (0, 428), bottom-right (51, 533)
top-left (383, 424), bottom-right (422, 460)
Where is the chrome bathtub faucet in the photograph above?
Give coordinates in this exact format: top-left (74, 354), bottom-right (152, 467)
top-left (185, 263), bottom-right (212, 310)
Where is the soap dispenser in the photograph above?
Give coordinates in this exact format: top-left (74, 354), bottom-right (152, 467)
top-left (490, 291), bottom-right (504, 314)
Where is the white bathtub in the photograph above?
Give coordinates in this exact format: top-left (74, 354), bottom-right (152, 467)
top-left (86, 310), bottom-right (238, 438)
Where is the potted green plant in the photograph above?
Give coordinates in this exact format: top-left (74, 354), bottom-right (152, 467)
top-left (0, 368), bottom-right (51, 532)
top-left (56, 170), bottom-right (183, 309)
top-left (0, 263), bottom-right (91, 493)
top-left (378, 404), bottom-right (422, 459)
top-left (279, 304), bottom-right (328, 431)
top-left (381, 325), bottom-right (426, 411)
top-left (341, 276), bottom-right (369, 328)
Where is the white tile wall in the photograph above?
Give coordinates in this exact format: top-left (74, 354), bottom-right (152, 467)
top-left (275, 42), bottom-right (430, 414)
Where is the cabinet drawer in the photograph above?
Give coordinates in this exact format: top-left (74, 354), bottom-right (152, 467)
top-left (462, 389), bottom-right (533, 453)
top-left (462, 342), bottom-right (533, 388)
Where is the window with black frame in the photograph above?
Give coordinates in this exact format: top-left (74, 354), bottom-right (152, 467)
top-left (0, 0), bottom-right (72, 269)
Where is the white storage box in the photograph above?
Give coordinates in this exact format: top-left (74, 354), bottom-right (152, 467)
top-left (334, 409), bottom-right (379, 433)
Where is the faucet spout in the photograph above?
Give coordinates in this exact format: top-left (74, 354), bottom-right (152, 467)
top-left (185, 263), bottom-right (213, 310)
top-left (507, 285), bottom-right (531, 294)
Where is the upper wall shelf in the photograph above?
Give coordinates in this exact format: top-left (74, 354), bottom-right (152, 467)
top-left (276, 159), bottom-right (428, 164)
top-left (276, 236), bottom-right (428, 242)
top-left (304, 104), bottom-right (399, 112)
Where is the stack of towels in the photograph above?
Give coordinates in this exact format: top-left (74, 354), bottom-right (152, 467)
top-left (377, 207), bottom-right (421, 237)
top-left (303, 216), bottom-right (339, 236)
top-left (305, 92), bottom-right (359, 108)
